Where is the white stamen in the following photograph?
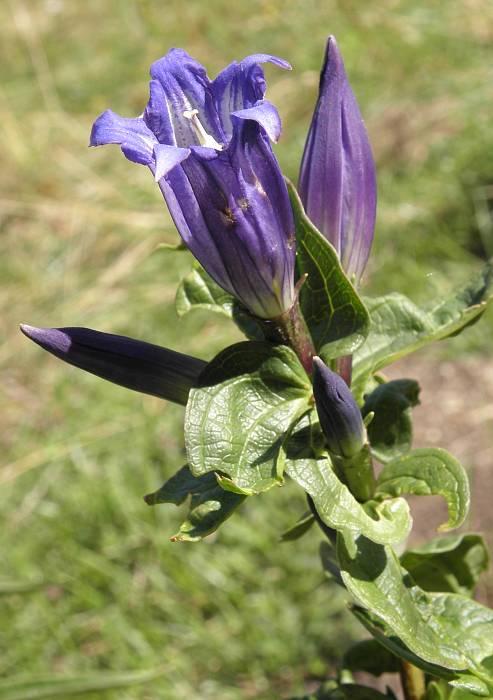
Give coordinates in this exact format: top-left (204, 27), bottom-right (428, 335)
top-left (183, 109), bottom-right (223, 150)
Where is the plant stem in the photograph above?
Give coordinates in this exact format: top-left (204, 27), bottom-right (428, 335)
top-left (269, 293), bottom-right (315, 374)
top-left (333, 446), bottom-right (376, 502)
top-left (400, 661), bottom-right (426, 700)
top-left (336, 355), bottom-right (353, 386)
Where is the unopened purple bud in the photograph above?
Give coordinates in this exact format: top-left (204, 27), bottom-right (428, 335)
top-left (312, 356), bottom-right (365, 459)
top-left (20, 324), bottom-right (205, 405)
top-left (299, 36), bottom-right (377, 283)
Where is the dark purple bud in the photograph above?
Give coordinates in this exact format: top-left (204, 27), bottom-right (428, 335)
top-left (90, 50), bottom-right (296, 319)
top-left (312, 356), bottom-right (365, 459)
top-left (298, 36), bottom-right (377, 284)
top-left (20, 325), bottom-right (205, 405)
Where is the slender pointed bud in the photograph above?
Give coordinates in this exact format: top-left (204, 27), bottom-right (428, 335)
top-left (312, 356), bottom-right (365, 459)
top-left (299, 36), bottom-right (377, 283)
top-left (20, 325), bottom-right (206, 405)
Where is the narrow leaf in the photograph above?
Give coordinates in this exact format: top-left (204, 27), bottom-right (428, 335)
top-left (342, 639), bottom-right (400, 677)
top-left (287, 181), bottom-right (370, 359)
top-left (144, 465), bottom-right (245, 542)
top-left (375, 448), bottom-right (470, 531)
top-left (185, 342), bottom-right (312, 493)
top-left (280, 511), bottom-right (315, 542)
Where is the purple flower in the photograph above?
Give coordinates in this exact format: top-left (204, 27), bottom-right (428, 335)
top-left (90, 49), bottom-right (296, 319)
top-left (298, 37), bottom-right (377, 284)
top-left (20, 324), bottom-right (205, 405)
top-left (312, 356), bottom-right (365, 459)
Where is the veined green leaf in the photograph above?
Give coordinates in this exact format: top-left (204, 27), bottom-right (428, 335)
top-left (186, 342), bottom-right (312, 493)
top-left (400, 533), bottom-right (490, 596)
top-left (375, 448), bottom-right (470, 531)
top-left (287, 181), bottom-right (370, 359)
top-left (286, 457), bottom-right (411, 544)
top-left (176, 265), bottom-right (233, 318)
top-left (175, 265), bottom-right (265, 340)
top-left (339, 533), bottom-right (493, 691)
top-left (144, 465), bottom-right (245, 541)
top-left (353, 261), bottom-right (493, 383)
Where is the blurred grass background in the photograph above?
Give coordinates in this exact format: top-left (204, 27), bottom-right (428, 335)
top-left (1, 1), bottom-right (492, 698)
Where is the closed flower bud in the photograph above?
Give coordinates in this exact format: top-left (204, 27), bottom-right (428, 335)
top-left (299, 37), bottom-right (376, 284)
top-left (312, 356), bottom-right (365, 459)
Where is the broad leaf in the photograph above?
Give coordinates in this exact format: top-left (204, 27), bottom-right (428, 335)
top-left (342, 639), bottom-right (400, 677)
top-left (338, 533), bottom-right (493, 691)
top-left (400, 534), bottom-right (490, 596)
top-left (286, 457), bottom-right (411, 545)
top-left (287, 181), bottom-right (370, 359)
top-left (375, 448), bottom-right (470, 531)
top-left (186, 342), bottom-right (312, 493)
top-left (362, 379), bottom-right (420, 462)
top-left (0, 667), bottom-right (165, 700)
top-left (144, 465), bottom-right (245, 541)
top-left (353, 261), bottom-right (493, 383)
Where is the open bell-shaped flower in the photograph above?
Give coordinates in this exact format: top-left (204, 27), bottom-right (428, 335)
top-left (299, 37), bottom-right (377, 284)
top-left (90, 49), bottom-right (296, 320)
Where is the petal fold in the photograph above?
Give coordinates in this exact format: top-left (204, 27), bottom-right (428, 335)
top-left (20, 324), bottom-right (205, 405)
top-left (90, 109), bottom-right (157, 165)
top-left (232, 100), bottom-right (282, 142)
top-left (153, 144), bottom-right (190, 181)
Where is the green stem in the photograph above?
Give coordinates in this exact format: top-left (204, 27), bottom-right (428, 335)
top-left (400, 661), bottom-right (426, 700)
top-left (333, 445), bottom-right (376, 503)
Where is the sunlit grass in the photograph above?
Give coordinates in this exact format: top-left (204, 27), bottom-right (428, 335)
top-left (1, 1), bottom-right (492, 697)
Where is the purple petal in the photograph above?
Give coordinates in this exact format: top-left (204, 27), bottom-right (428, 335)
top-left (153, 144), bottom-right (191, 181)
top-left (90, 109), bottom-right (157, 165)
top-left (298, 36), bottom-right (377, 283)
top-left (232, 100), bottom-right (282, 142)
top-left (20, 324), bottom-right (206, 405)
top-left (312, 356), bottom-right (365, 459)
top-left (212, 54), bottom-right (290, 140)
top-left (158, 119), bottom-right (295, 319)
top-left (146, 48), bottom-right (225, 148)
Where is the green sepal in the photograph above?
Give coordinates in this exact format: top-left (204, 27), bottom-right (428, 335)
top-left (287, 180), bottom-right (370, 359)
top-left (400, 533), bottom-right (490, 596)
top-left (362, 379), bottom-right (420, 463)
top-left (144, 465), bottom-right (245, 541)
top-left (375, 448), bottom-right (470, 531)
top-left (185, 342), bottom-right (312, 493)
